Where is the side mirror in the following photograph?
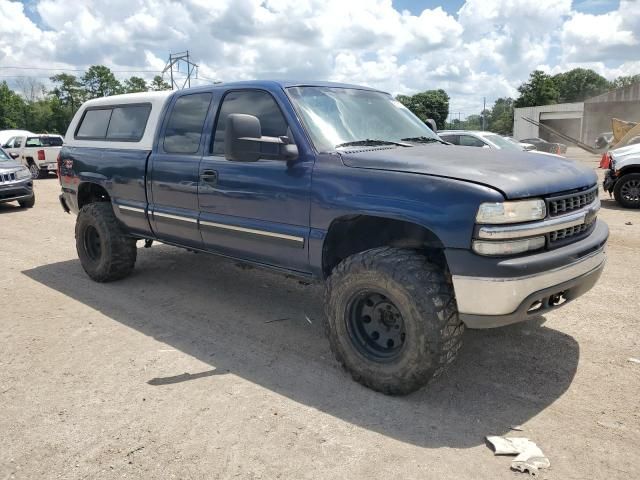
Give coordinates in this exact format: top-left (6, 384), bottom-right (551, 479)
top-left (426, 118), bottom-right (437, 133)
top-left (224, 113), bottom-right (298, 162)
top-left (10, 152), bottom-right (19, 159)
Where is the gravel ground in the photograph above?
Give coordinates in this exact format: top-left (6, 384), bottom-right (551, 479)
top-left (1, 148), bottom-right (638, 479)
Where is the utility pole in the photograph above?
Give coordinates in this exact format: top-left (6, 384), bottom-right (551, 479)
top-left (162, 51), bottom-right (199, 90)
top-left (482, 97), bottom-right (486, 130)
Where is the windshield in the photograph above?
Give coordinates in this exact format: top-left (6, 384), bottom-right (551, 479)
top-left (0, 149), bottom-right (10, 161)
top-left (483, 134), bottom-right (522, 151)
top-left (286, 86), bottom-right (439, 151)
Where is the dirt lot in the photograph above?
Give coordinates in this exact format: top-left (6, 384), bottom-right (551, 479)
top-left (1, 148), bottom-right (638, 479)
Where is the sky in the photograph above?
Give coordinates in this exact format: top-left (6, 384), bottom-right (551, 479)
top-left (0, 0), bottom-right (638, 116)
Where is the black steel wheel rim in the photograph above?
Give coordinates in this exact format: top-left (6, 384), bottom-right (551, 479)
top-left (621, 179), bottom-right (640, 203)
top-left (347, 291), bottom-right (406, 362)
top-left (29, 164), bottom-right (39, 179)
top-left (83, 225), bottom-right (102, 261)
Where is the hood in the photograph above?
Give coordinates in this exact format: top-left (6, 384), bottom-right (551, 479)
top-left (611, 143), bottom-right (640, 159)
top-left (0, 158), bottom-right (23, 171)
top-left (340, 144), bottom-right (597, 199)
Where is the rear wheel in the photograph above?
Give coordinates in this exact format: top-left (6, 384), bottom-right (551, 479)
top-left (75, 202), bottom-right (137, 282)
top-left (325, 247), bottom-right (464, 395)
top-left (614, 173), bottom-right (640, 209)
top-left (28, 162), bottom-right (46, 179)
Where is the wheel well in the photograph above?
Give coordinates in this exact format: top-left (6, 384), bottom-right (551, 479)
top-left (25, 157), bottom-right (34, 165)
top-left (77, 182), bottom-right (111, 209)
top-left (618, 167), bottom-right (640, 177)
top-left (322, 215), bottom-right (446, 278)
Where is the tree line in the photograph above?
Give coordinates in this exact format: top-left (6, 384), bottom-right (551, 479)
top-left (0, 65), bottom-right (171, 134)
top-left (397, 68), bottom-right (640, 136)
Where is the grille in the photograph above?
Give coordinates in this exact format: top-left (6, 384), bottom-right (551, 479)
top-left (547, 186), bottom-right (597, 216)
top-left (0, 172), bottom-right (17, 183)
top-left (549, 221), bottom-right (594, 243)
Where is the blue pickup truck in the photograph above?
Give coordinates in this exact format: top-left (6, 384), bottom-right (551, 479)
top-left (58, 81), bottom-right (608, 394)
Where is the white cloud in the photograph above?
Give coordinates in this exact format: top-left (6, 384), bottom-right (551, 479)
top-left (0, 0), bottom-right (636, 117)
top-left (561, 0), bottom-right (640, 62)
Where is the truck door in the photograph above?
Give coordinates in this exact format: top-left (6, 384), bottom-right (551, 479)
top-left (148, 92), bottom-right (212, 248)
top-left (197, 89), bottom-right (313, 273)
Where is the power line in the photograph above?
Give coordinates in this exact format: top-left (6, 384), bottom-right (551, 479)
top-left (0, 65), bottom-right (161, 73)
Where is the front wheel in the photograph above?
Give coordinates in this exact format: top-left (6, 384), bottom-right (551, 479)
top-left (18, 193), bottom-right (35, 208)
top-left (75, 202), bottom-right (137, 282)
top-left (324, 247), bottom-right (464, 395)
top-left (614, 173), bottom-right (640, 208)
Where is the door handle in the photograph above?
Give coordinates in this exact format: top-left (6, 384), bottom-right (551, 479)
top-left (201, 169), bottom-right (218, 184)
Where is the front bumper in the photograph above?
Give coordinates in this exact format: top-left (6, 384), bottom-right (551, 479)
top-left (0, 178), bottom-right (33, 204)
top-left (449, 220), bottom-right (608, 328)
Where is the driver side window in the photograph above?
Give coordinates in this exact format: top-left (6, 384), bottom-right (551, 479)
top-left (212, 90), bottom-right (289, 157)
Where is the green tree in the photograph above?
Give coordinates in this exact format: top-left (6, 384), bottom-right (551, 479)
top-left (149, 75), bottom-right (171, 91)
top-left (50, 73), bottom-right (84, 112)
top-left (514, 70), bottom-right (559, 108)
top-left (124, 76), bottom-right (148, 93)
top-left (81, 65), bottom-right (122, 98)
top-left (463, 114), bottom-right (482, 130)
top-left (487, 97), bottom-right (514, 135)
top-left (396, 89), bottom-right (449, 130)
top-left (0, 82), bottom-right (27, 129)
top-left (553, 68), bottom-right (610, 103)
top-left (611, 74), bottom-right (640, 89)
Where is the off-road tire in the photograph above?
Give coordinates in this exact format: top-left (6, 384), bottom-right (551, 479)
top-left (75, 202), bottom-right (137, 282)
top-left (613, 173), bottom-right (640, 209)
top-left (324, 247), bottom-right (464, 395)
top-left (18, 194), bottom-right (35, 208)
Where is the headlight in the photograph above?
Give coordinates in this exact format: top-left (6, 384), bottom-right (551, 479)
top-left (476, 199), bottom-right (546, 224)
top-left (472, 236), bottom-right (545, 256)
top-left (15, 168), bottom-right (31, 180)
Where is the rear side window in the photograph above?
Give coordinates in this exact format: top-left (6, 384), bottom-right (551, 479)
top-left (76, 109), bottom-right (112, 139)
top-left (76, 104), bottom-right (151, 141)
top-left (459, 135), bottom-right (486, 147)
top-left (106, 105), bottom-right (151, 141)
top-left (163, 93), bottom-right (213, 154)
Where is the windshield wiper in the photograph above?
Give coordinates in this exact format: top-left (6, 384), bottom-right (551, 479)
top-left (335, 139), bottom-right (412, 148)
top-left (401, 136), bottom-right (447, 144)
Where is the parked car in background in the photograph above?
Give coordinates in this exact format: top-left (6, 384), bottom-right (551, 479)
top-left (0, 129), bottom-right (35, 146)
top-left (0, 147), bottom-right (35, 208)
top-left (439, 130), bottom-right (564, 157)
top-left (594, 131), bottom-right (614, 149)
top-left (2, 134), bottom-right (64, 179)
top-left (602, 143), bottom-right (640, 208)
top-left (520, 137), bottom-right (567, 155)
top-left (504, 136), bottom-right (536, 151)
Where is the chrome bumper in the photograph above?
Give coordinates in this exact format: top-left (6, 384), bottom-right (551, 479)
top-left (452, 247), bottom-right (606, 327)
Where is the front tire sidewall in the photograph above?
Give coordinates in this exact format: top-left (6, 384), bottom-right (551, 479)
top-left (325, 249), bottom-right (462, 395)
top-left (329, 272), bottom-right (434, 384)
top-left (18, 194), bottom-right (35, 208)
